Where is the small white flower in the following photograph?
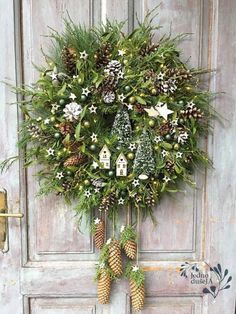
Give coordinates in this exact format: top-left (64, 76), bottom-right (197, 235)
top-left (82, 87), bottom-right (90, 96)
top-left (84, 190), bottom-right (91, 198)
top-left (94, 218), bottom-right (100, 224)
top-left (90, 133), bottom-right (98, 142)
top-left (63, 102), bottom-right (82, 122)
top-left (44, 118), bottom-right (50, 124)
top-left (127, 104), bottom-right (133, 110)
top-left (154, 136), bottom-right (162, 144)
top-left (117, 71), bottom-right (124, 79)
top-left (106, 238), bottom-right (111, 245)
top-left (118, 198), bottom-right (124, 205)
top-left (50, 72), bottom-right (57, 80)
top-left (118, 93), bottom-right (126, 103)
top-left (69, 93), bottom-right (77, 101)
top-left (89, 105), bottom-right (97, 113)
top-left (118, 49), bottom-right (125, 56)
top-left (176, 152), bottom-right (183, 158)
top-left (80, 50), bottom-right (88, 60)
top-left (132, 265), bottom-right (139, 272)
top-left (132, 179), bottom-right (140, 187)
top-left (163, 176), bottom-right (171, 183)
top-left (129, 143), bottom-right (136, 151)
top-left (56, 172), bottom-right (64, 180)
top-left (92, 161), bottom-right (99, 169)
top-left (161, 150), bottom-right (168, 157)
top-left (120, 225), bottom-right (125, 232)
top-left (46, 148), bottom-right (54, 156)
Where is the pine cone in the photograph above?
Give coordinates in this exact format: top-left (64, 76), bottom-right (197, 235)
top-left (104, 60), bottom-right (122, 75)
top-left (97, 269), bottom-right (111, 304)
top-left (58, 122), bottom-right (73, 135)
top-left (159, 122), bottom-right (172, 135)
top-left (108, 239), bottom-right (122, 276)
top-left (166, 160), bottom-right (174, 173)
top-left (94, 220), bottom-right (105, 249)
top-left (63, 153), bottom-right (87, 167)
top-left (61, 46), bottom-right (77, 76)
top-left (140, 42), bottom-right (158, 56)
top-left (124, 240), bottom-right (137, 260)
top-left (130, 279), bottom-right (145, 311)
top-left (146, 191), bottom-right (156, 207)
top-left (102, 90), bottom-right (115, 104)
top-left (95, 43), bottom-right (112, 68)
top-left (134, 104), bottom-right (145, 113)
top-left (180, 106), bottom-right (203, 120)
top-left (99, 193), bottom-right (116, 211)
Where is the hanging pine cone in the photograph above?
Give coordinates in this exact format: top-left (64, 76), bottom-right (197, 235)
top-left (99, 193), bottom-right (116, 211)
top-left (130, 279), bottom-right (145, 311)
top-left (63, 153), bottom-right (87, 167)
top-left (124, 240), bottom-right (137, 260)
top-left (180, 106), bottom-right (203, 120)
top-left (159, 122), bottom-right (172, 135)
top-left (58, 122), bottom-right (73, 135)
top-left (61, 46), bottom-right (77, 76)
top-left (95, 43), bottom-right (112, 68)
top-left (94, 220), bottom-right (105, 249)
top-left (108, 239), bottom-right (123, 276)
top-left (97, 269), bottom-right (111, 304)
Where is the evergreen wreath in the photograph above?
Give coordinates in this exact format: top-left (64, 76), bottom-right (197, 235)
top-left (1, 10), bottom-right (215, 310)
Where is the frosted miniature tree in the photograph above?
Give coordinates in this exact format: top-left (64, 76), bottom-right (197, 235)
top-left (133, 129), bottom-right (155, 177)
top-left (111, 109), bottom-right (132, 147)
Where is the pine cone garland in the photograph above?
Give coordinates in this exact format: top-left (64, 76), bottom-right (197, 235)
top-left (124, 240), bottom-right (137, 260)
top-left (94, 220), bottom-right (105, 249)
top-left (97, 269), bottom-right (111, 304)
top-left (61, 46), bottom-right (77, 76)
top-left (108, 239), bottom-right (123, 276)
top-left (130, 279), bottom-right (145, 311)
top-left (63, 153), bottom-right (87, 167)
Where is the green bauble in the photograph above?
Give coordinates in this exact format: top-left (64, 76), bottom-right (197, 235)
top-left (50, 116), bottom-right (56, 122)
top-left (148, 119), bottom-right (155, 127)
top-left (78, 77), bottom-right (83, 85)
top-left (120, 190), bottom-right (126, 197)
top-left (127, 152), bottom-right (134, 160)
top-left (179, 118), bottom-right (184, 124)
top-left (84, 179), bottom-right (90, 186)
top-left (54, 132), bottom-right (61, 139)
top-left (128, 96), bottom-right (136, 104)
top-left (151, 88), bottom-right (157, 95)
top-left (66, 170), bottom-right (72, 176)
top-left (83, 121), bottom-right (90, 128)
top-left (81, 95), bottom-right (87, 102)
top-left (179, 100), bottom-right (184, 106)
top-left (125, 85), bottom-right (131, 92)
top-left (59, 98), bottom-right (65, 105)
top-left (165, 134), bottom-right (171, 140)
top-left (108, 170), bottom-right (114, 177)
top-left (90, 144), bottom-right (97, 151)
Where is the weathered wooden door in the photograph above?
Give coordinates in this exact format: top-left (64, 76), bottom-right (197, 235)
top-left (1, 0), bottom-right (236, 313)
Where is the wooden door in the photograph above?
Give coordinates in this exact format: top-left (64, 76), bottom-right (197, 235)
top-left (1, 0), bottom-right (236, 313)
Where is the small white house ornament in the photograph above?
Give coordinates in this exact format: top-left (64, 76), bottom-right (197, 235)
top-left (99, 145), bottom-right (111, 169)
top-left (116, 153), bottom-right (128, 176)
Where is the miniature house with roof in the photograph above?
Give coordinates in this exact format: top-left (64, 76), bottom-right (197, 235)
top-left (116, 153), bottom-right (128, 176)
top-left (99, 145), bottom-right (111, 169)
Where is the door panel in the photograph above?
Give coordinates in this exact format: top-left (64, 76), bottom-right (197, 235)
top-left (1, 0), bottom-right (236, 313)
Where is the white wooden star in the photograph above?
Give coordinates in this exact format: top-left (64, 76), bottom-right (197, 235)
top-left (118, 49), bottom-right (125, 56)
top-left (118, 94), bottom-right (126, 103)
top-left (127, 104), bottom-right (133, 110)
top-left (117, 71), bottom-right (124, 79)
top-left (163, 176), bottom-right (171, 183)
top-left (129, 143), bottom-right (136, 151)
top-left (50, 72), bottom-right (57, 80)
top-left (118, 198), bottom-right (124, 205)
top-left (144, 106), bottom-right (159, 118)
top-left (56, 172), bottom-right (64, 180)
top-left (161, 150), bottom-right (168, 157)
top-left (94, 218), bottom-right (100, 224)
top-left (94, 187), bottom-right (100, 193)
top-left (69, 93), bottom-right (77, 101)
top-left (90, 133), bottom-right (98, 142)
top-left (46, 148), bottom-right (54, 156)
top-left (154, 136), bottom-right (162, 143)
top-left (89, 105), bottom-right (97, 113)
top-left (82, 87), bottom-right (90, 96)
top-left (187, 101), bottom-right (195, 109)
top-left (92, 161), bottom-right (99, 169)
top-left (84, 190), bottom-right (91, 198)
top-left (132, 179), bottom-right (140, 187)
top-left (44, 118), bottom-right (50, 124)
top-left (80, 50), bottom-right (88, 60)
top-left (176, 152), bottom-right (183, 158)
top-left (132, 265), bottom-right (139, 272)
top-left (120, 225), bottom-right (125, 232)
top-left (157, 72), bottom-right (165, 80)
top-left (155, 103), bottom-right (173, 120)
top-left (106, 238), bottom-right (111, 245)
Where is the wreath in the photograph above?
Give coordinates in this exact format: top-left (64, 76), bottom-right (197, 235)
top-left (2, 11), bottom-right (215, 310)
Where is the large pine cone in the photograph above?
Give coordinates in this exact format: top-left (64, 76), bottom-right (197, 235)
top-left (130, 279), bottom-right (145, 311)
top-left (108, 239), bottom-right (122, 276)
top-left (61, 46), bottom-right (77, 76)
top-left (97, 269), bottom-right (111, 304)
top-left (63, 153), bottom-right (87, 167)
top-left (124, 240), bottom-right (137, 260)
top-left (94, 220), bottom-right (105, 249)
